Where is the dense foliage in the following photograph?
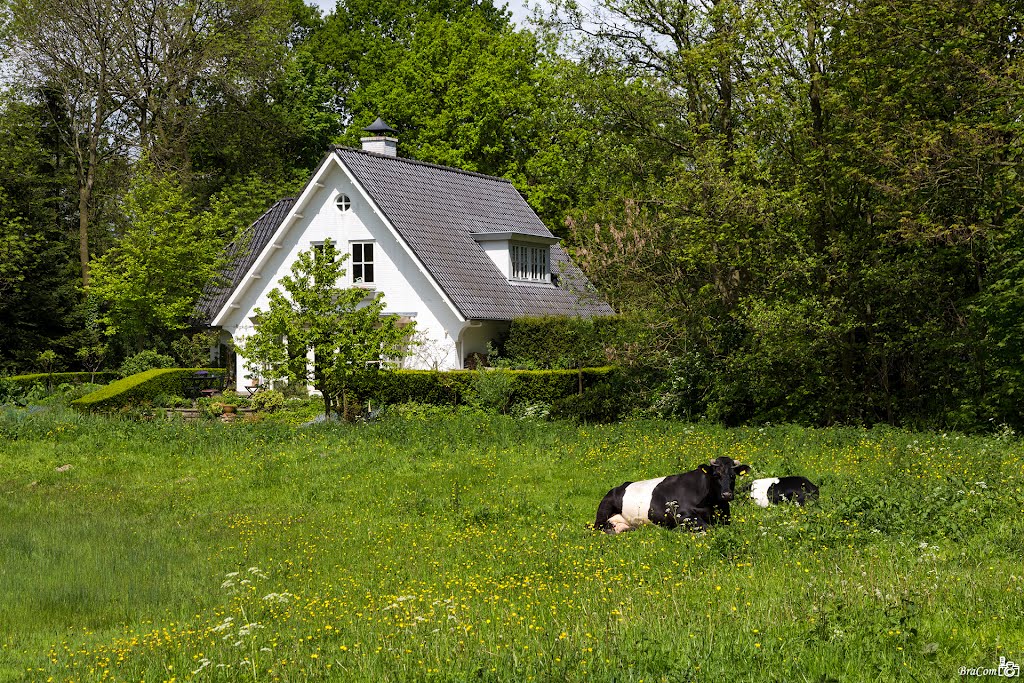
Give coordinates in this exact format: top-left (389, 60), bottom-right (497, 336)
top-left (1, 0), bottom-right (1022, 429)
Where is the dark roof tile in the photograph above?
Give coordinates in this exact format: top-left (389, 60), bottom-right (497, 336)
top-left (199, 150), bottom-right (613, 324)
top-left (197, 198), bottom-right (296, 324)
top-left (334, 147), bottom-right (613, 320)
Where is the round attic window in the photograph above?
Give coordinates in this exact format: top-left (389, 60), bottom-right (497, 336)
top-left (336, 194), bottom-right (352, 212)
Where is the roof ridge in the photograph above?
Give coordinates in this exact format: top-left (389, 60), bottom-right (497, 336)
top-left (332, 146), bottom-right (514, 185)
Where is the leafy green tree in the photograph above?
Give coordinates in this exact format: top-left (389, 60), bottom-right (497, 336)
top-left (310, 0), bottom-right (508, 105)
top-left (309, 0), bottom-right (563, 192)
top-left (240, 240), bottom-right (415, 420)
top-left (35, 349), bottom-right (60, 389)
top-left (549, 0), bottom-right (1023, 428)
top-left (171, 330), bottom-right (219, 368)
top-left (189, 45), bottom-right (343, 195)
top-left (75, 344), bottom-right (108, 382)
top-left (119, 349), bottom-right (176, 376)
top-left (342, 14), bottom-right (550, 179)
top-left (89, 164), bottom-right (230, 351)
top-left (9, 0), bottom-right (294, 285)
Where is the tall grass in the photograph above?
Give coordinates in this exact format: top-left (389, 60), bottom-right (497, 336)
top-left (1, 406), bottom-right (1022, 681)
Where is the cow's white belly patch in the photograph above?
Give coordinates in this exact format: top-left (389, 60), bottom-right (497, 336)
top-left (620, 476), bottom-right (668, 526)
top-left (750, 478), bottom-right (779, 507)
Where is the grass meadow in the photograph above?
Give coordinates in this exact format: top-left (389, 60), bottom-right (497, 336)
top-left (0, 404), bottom-right (1022, 682)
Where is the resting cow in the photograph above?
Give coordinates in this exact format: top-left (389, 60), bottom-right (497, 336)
top-left (594, 456), bottom-right (751, 533)
top-left (749, 476), bottom-right (819, 507)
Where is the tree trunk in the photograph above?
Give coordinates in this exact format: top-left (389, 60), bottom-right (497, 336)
top-left (78, 184), bottom-right (92, 286)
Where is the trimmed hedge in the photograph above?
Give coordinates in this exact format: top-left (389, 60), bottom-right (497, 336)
top-left (72, 368), bottom-right (224, 411)
top-left (500, 315), bottom-right (638, 369)
top-left (356, 367), bottom-right (617, 407)
top-left (4, 372), bottom-right (119, 391)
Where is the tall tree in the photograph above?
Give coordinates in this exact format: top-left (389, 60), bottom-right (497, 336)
top-left (341, 13), bottom-right (551, 180)
top-left (9, 0), bottom-right (292, 285)
top-left (549, 0), bottom-right (1024, 427)
top-left (0, 88), bottom-right (81, 371)
top-left (10, 0), bottom-right (127, 286)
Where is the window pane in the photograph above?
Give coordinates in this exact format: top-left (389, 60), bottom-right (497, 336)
top-left (353, 243), bottom-right (363, 262)
top-left (354, 264), bottom-right (363, 281)
top-left (364, 243), bottom-right (373, 262)
top-left (364, 264), bottom-right (374, 283)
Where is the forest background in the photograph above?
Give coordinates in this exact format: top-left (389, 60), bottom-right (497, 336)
top-left (0, 0), bottom-right (1021, 430)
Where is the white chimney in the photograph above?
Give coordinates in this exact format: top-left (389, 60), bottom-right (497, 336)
top-left (361, 116), bottom-right (398, 157)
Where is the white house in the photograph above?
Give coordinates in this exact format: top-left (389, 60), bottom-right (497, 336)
top-left (198, 119), bottom-right (614, 392)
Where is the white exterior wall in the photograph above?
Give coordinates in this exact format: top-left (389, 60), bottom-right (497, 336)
top-left (459, 322), bottom-right (508, 360)
top-left (218, 157), bottom-right (469, 391)
top-left (479, 241), bottom-right (511, 278)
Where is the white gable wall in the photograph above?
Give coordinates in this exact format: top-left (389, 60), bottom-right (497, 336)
top-left (219, 157), bottom-right (469, 391)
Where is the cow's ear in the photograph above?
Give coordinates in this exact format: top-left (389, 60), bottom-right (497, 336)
top-left (734, 464), bottom-right (751, 476)
top-left (699, 464), bottom-right (714, 475)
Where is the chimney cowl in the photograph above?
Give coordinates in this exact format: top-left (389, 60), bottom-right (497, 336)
top-left (361, 116), bottom-right (398, 157)
top-left (363, 116), bottom-right (397, 135)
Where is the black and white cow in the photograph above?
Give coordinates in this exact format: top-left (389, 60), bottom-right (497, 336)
top-left (594, 456), bottom-right (751, 533)
top-left (749, 476), bottom-right (819, 507)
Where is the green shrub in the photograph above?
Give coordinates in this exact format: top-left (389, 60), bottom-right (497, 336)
top-left (38, 383), bottom-right (104, 406)
top-left (0, 373), bottom-right (119, 405)
top-left (158, 394), bottom-right (192, 408)
top-left (171, 331), bottom-right (219, 367)
top-left (551, 382), bottom-right (623, 423)
top-left (3, 372), bottom-right (118, 390)
top-left (500, 315), bottom-right (636, 369)
top-left (120, 350), bottom-right (176, 377)
top-left (549, 367), bottom-right (657, 423)
top-left (469, 369), bottom-right (516, 413)
top-left (72, 368), bottom-right (224, 411)
top-left (383, 402), bottom-right (458, 421)
top-left (358, 368), bottom-right (617, 411)
top-left (357, 370), bottom-right (475, 406)
top-left (510, 401), bottom-right (551, 420)
top-left (251, 389), bottom-right (285, 413)
top-left (216, 391), bottom-right (249, 407)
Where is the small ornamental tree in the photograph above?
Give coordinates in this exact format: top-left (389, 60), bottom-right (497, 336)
top-left (240, 240), bottom-right (415, 420)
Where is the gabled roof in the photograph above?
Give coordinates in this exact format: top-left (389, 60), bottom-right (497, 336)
top-left (200, 148), bottom-right (613, 325)
top-left (333, 147), bottom-right (613, 321)
top-left (197, 197), bottom-right (295, 324)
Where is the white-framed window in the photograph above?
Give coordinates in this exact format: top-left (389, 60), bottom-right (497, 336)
top-left (352, 242), bottom-right (374, 284)
top-left (510, 244), bottom-right (549, 282)
top-left (336, 193), bottom-right (352, 212)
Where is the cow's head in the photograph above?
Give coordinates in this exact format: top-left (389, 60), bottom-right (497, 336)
top-left (699, 456), bottom-right (751, 501)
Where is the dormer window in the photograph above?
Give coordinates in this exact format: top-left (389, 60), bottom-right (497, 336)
top-left (472, 231), bottom-right (558, 284)
top-left (511, 244), bottom-right (549, 282)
